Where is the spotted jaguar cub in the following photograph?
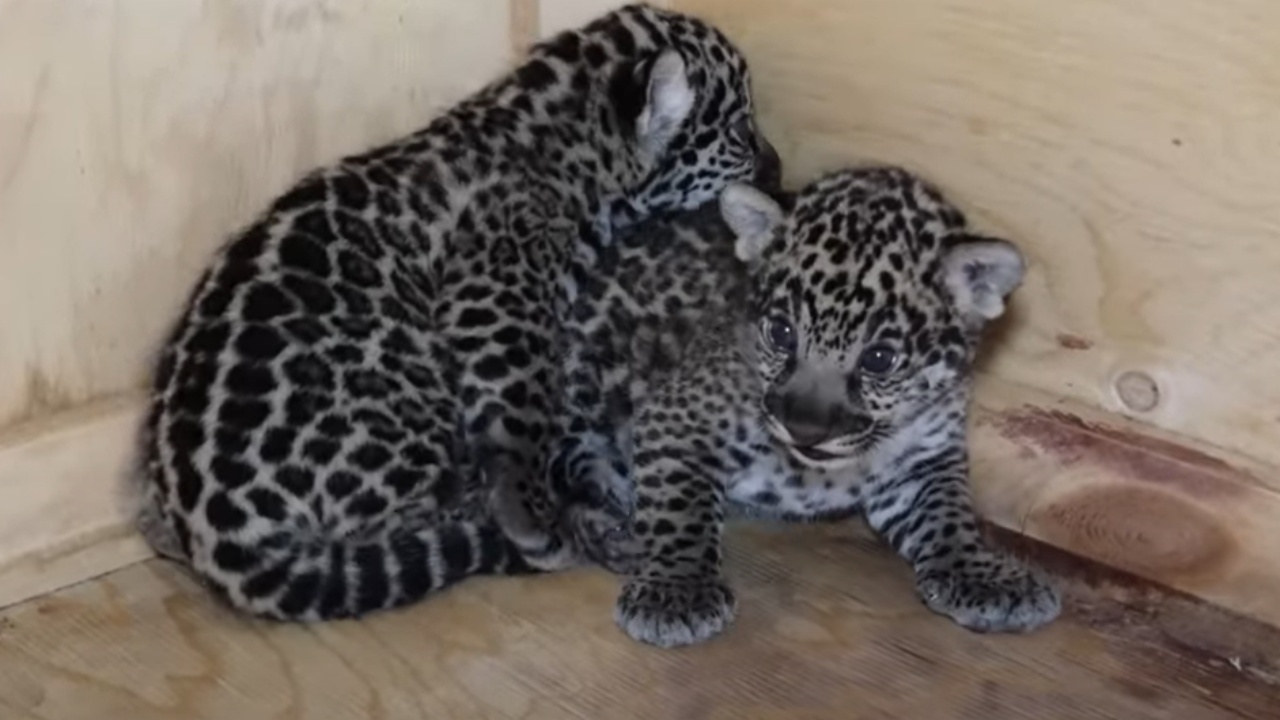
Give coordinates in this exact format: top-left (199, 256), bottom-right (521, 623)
top-left (134, 3), bottom-right (775, 620)
top-left (611, 166), bottom-right (1062, 647)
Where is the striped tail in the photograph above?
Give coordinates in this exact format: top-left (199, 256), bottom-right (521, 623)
top-left (199, 518), bottom-right (535, 621)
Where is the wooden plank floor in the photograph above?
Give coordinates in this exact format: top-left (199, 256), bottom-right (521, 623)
top-left (0, 521), bottom-right (1276, 720)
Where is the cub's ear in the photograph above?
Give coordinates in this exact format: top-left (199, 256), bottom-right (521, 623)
top-left (721, 183), bottom-right (784, 262)
top-left (635, 49), bottom-right (695, 155)
top-left (941, 235), bottom-right (1026, 322)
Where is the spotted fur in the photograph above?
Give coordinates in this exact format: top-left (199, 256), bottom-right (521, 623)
top-left (609, 166), bottom-right (1062, 648)
top-left (133, 3), bottom-right (775, 620)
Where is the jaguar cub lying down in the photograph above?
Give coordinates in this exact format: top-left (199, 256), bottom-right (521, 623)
top-left (133, 3), bottom-right (774, 620)
top-left (605, 166), bottom-right (1062, 648)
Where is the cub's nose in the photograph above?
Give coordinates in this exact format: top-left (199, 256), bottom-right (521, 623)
top-left (765, 390), bottom-right (833, 447)
top-left (782, 417), bottom-right (831, 448)
top-left (766, 390), bottom-right (871, 446)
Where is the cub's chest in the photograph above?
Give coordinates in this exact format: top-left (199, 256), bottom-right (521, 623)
top-left (723, 433), bottom-right (866, 518)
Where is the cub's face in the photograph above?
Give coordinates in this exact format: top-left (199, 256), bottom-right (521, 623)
top-left (720, 166), bottom-right (1025, 469)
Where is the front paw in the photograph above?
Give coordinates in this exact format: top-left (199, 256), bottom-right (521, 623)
top-left (916, 554), bottom-right (1061, 633)
top-left (614, 577), bottom-right (738, 648)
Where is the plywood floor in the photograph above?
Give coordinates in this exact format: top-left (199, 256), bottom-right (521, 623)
top-left (1, 521), bottom-right (1276, 720)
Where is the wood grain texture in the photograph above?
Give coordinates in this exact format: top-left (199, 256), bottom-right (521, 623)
top-left (969, 377), bottom-right (1280, 630)
top-left (0, 525), bottom-right (1276, 720)
top-left (673, 0), bottom-right (1280, 472)
top-left (0, 0), bottom-right (512, 430)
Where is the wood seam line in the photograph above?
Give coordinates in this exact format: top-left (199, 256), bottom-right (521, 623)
top-left (508, 0), bottom-right (540, 62)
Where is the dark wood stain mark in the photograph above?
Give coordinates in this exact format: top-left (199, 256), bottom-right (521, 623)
top-left (983, 406), bottom-right (1268, 496)
top-left (981, 406), bottom-right (1260, 585)
top-left (1036, 484), bottom-right (1236, 584)
top-left (1056, 333), bottom-right (1093, 350)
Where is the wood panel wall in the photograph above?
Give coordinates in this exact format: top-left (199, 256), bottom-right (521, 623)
top-left (0, 0), bottom-right (516, 429)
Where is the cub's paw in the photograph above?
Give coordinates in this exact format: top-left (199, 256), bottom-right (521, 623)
top-left (916, 554), bottom-right (1062, 633)
top-left (614, 577), bottom-right (738, 648)
top-left (549, 438), bottom-right (638, 574)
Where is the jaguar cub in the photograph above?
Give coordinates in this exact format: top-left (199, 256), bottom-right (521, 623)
top-left (134, 3), bottom-right (774, 620)
top-left (611, 166), bottom-right (1062, 647)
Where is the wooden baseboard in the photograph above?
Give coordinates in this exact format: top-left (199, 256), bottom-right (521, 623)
top-left (2, 379), bottom-right (1279, 630)
top-left (0, 396), bottom-right (152, 608)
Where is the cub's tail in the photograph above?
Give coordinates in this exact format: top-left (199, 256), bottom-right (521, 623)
top-left (190, 518), bottom-right (534, 621)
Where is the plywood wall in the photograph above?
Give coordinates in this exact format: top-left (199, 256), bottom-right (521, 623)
top-left (0, 0), bottom-right (514, 429)
top-left (672, 0), bottom-right (1280, 475)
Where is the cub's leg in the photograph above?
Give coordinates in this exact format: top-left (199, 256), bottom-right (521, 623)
top-left (611, 381), bottom-right (738, 648)
top-left (863, 445), bottom-right (1061, 633)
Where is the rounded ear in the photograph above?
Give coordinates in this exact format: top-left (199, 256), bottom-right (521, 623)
top-left (720, 183), bottom-right (785, 262)
top-left (635, 49), bottom-right (695, 155)
top-left (941, 236), bottom-right (1026, 322)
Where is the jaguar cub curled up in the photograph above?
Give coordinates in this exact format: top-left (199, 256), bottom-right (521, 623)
top-left (609, 166), bottom-right (1062, 647)
top-left (133, 3), bottom-right (774, 621)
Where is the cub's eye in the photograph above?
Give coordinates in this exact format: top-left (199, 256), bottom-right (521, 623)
top-left (765, 316), bottom-right (797, 354)
top-left (858, 344), bottom-right (899, 375)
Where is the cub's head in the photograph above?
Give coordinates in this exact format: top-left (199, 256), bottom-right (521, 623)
top-left (528, 4), bottom-right (779, 221)
top-left (721, 166), bottom-right (1025, 469)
